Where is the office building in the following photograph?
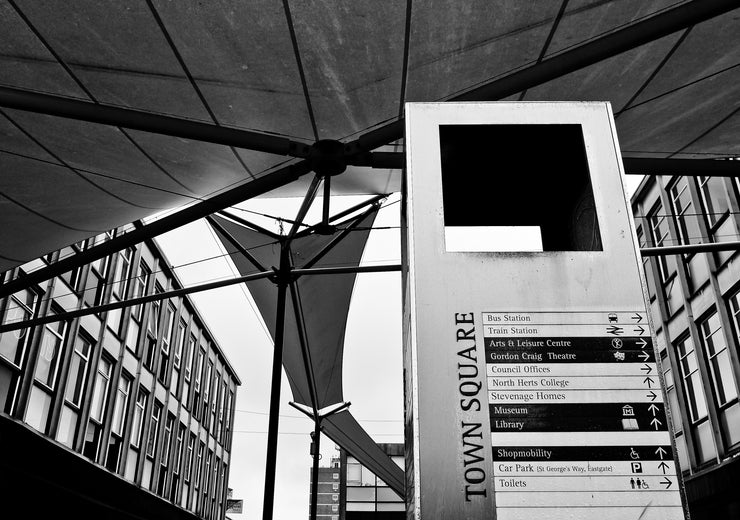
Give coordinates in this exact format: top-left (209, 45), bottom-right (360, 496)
top-left (311, 443), bottom-right (403, 520)
top-left (631, 172), bottom-right (740, 519)
top-left (310, 455), bottom-right (343, 520)
top-left (0, 229), bottom-right (240, 520)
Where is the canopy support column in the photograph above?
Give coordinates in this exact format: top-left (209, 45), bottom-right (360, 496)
top-left (310, 419), bottom-right (322, 520)
top-left (290, 401), bottom-right (352, 520)
top-left (262, 244), bottom-right (290, 520)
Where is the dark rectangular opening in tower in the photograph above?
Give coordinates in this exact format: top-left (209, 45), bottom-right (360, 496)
top-left (439, 124), bottom-right (602, 252)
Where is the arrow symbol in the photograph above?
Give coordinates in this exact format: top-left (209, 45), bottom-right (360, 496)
top-left (661, 477), bottom-right (673, 489)
top-left (607, 325), bottom-right (623, 336)
top-left (655, 447), bottom-right (668, 459)
top-left (647, 391), bottom-right (657, 401)
top-left (636, 338), bottom-right (648, 349)
top-left (632, 313), bottom-right (643, 323)
top-left (643, 376), bottom-right (655, 388)
top-left (634, 325), bottom-right (645, 335)
top-left (639, 351), bottom-right (651, 361)
top-left (641, 364), bottom-right (653, 374)
top-left (651, 417), bottom-right (663, 430)
top-left (648, 404), bottom-right (660, 416)
top-left (658, 461), bottom-right (670, 474)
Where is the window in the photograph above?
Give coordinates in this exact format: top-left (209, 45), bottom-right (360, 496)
top-left (675, 336), bottom-right (716, 463)
top-left (0, 289), bottom-right (38, 414)
top-left (111, 248), bottom-right (134, 300)
top-left (34, 316), bottom-right (67, 389)
top-left (106, 372), bottom-right (132, 472)
top-left (201, 361), bottom-right (213, 428)
top-left (195, 442), bottom-right (204, 489)
top-left (721, 296), bottom-right (740, 448)
top-left (131, 388), bottom-right (148, 448)
top-left (699, 175), bottom-right (731, 228)
top-left (147, 401), bottom-right (163, 458)
top-left (185, 433), bottom-right (196, 482)
top-left (132, 260), bottom-right (151, 322)
top-left (182, 335), bottom-right (195, 409)
top-left (158, 304), bottom-right (175, 383)
top-left (161, 415), bottom-right (174, 466)
top-left (89, 358), bottom-right (112, 423)
top-left (194, 349), bottom-right (204, 392)
top-left (192, 348), bottom-right (205, 418)
top-left (83, 357), bottom-right (113, 460)
top-left (157, 414), bottom-right (175, 496)
top-left (111, 374), bottom-right (131, 435)
top-left (0, 289), bottom-right (38, 366)
top-left (174, 424), bottom-right (185, 472)
top-left (668, 178), bottom-right (704, 291)
top-left (171, 320), bottom-right (186, 396)
top-left (224, 389), bottom-right (234, 445)
top-left (25, 311), bottom-right (68, 434)
top-left (217, 380), bottom-right (226, 441)
top-left (148, 283), bottom-right (163, 336)
top-left (700, 313), bottom-right (739, 407)
top-left (170, 424), bottom-right (186, 502)
top-left (699, 175), bottom-right (736, 264)
top-left (83, 254), bottom-right (110, 308)
top-left (59, 240), bottom-right (88, 291)
top-left (185, 336), bottom-right (195, 381)
top-left (662, 352), bottom-right (690, 470)
top-left (107, 247), bottom-right (134, 334)
top-left (64, 334), bottom-right (92, 407)
top-left (56, 333), bottom-right (93, 448)
top-left (648, 202), bottom-right (680, 314)
top-left (202, 450), bottom-right (212, 513)
top-left (669, 178), bottom-right (700, 246)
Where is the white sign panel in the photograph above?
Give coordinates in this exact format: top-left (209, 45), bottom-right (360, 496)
top-left (402, 102), bottom-right (688, 520)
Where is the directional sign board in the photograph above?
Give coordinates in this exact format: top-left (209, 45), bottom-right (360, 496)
top-left (402, 102), bottom-right (688, 520)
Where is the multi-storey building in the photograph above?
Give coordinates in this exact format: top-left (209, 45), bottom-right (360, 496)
top-left (310, 455), bottom-right (343, 520)
top-left (0, 229), bottom-right (240, 519)
top-left (631, 172), bottom-right (740, 519)
top-left (311, 443), bottom-right (404, 520)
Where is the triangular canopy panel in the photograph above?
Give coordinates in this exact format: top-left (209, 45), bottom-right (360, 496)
top-left (210, 210), bottom-right (405, 494)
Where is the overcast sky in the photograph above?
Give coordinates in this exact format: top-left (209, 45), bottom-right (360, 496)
top-left (153, 174), bottom-right (643, 519)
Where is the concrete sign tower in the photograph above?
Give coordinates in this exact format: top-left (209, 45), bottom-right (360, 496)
top-left (402, 102), bottom-right (689, 520)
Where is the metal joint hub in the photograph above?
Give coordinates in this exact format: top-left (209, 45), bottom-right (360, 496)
top-left (309, 139), bottom-right (347, 177)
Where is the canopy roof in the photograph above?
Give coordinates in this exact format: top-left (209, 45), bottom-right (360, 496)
top-left (1, 0), bottom-right (739, 510)
top-left (1, 0), bottom-right (739, 272)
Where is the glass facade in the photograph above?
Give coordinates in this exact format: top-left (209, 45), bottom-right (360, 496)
top-left (0, 228), bottom-right (240, 520)
top-left (633, 174), bottom-right (740, 477)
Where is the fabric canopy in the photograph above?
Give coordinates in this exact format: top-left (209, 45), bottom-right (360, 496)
top-left (1, 1), bottom-right (739, 272)
top-left (210, 209), bottom-right (405, 495)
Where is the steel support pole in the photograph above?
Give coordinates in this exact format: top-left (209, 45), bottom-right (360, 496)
top-left (0, 85), bottom-right (311, 159)
top-left (640, 241), bottom-right (740, 256)
top-left (0, 160), bottom-right (311, 300)
top-left (310, 419), bottom-right (322, 520)
top-left (0, 269), bottom-right (273, 334)
top-left (622, 157), bottom-right (740, 177)
top-left (262, 245), bottom-right (290, 520)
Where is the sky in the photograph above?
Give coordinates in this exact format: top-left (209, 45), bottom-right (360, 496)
top-left (153, 175), bottom-right (644, 519)
top-left (155, 193), bottom-right (404, 520)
